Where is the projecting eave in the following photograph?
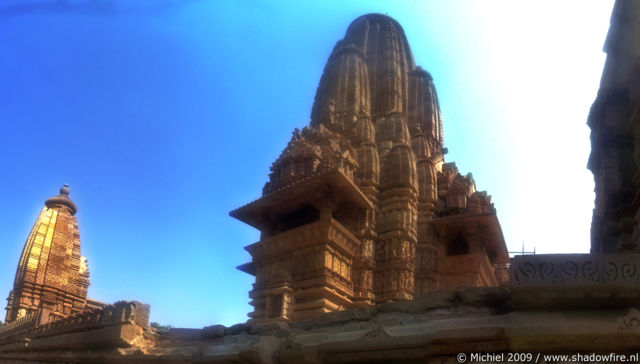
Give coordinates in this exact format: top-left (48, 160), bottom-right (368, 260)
top-left (230, 169), bottom-right (373, 230)
top-left (237, 262), bottom-right (256, 276)
top-left (434, 211), bottom-right (510, 264)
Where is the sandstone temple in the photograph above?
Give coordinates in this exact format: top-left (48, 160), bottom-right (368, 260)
top-left (230, 13), bottom-right (509, 323)
top-left (3, 3), bottom-right (640, 363)
top-left (0, 186), bottom-right (150, 361)
top-left (4, 185), bottom-right (104, 325)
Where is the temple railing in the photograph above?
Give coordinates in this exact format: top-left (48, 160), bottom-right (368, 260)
top-left (0, 311), bottom-right (41, 346)
top-left (0, 301), bottom-right (149, 346)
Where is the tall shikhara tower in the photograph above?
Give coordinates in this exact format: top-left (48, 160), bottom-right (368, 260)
top-left (5, 185), bottom-right (90, 324)
top-left (232, 14), bottom-right (509, 323)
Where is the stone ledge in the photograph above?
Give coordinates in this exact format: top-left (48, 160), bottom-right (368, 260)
top-left (3, 295), bottom-right (640, 363)
top-left (6, 306), bottom-right (631, 364)
top-left (0, 324), bottom-right (144, 353)
top-left (0, 300), bottom-right (150, 347)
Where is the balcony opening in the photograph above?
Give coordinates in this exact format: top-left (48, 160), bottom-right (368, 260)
top-left (273, 204), bottom-right (320, 235)
top-left (447, 235), bottom-right (469, 256)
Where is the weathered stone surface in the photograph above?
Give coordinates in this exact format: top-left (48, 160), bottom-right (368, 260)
top-left (201, 324), bottom-right (225, 339)
top-left (224, 323), bottom-right (251, 336)
top-left (1, 286), bottom-right (640, 363)
top-left (308, 307), bottom-right (376, 325)
top-left (163, 328), bottom-right (202, 343)
top-left (454, 287), bottom-right (511, 307)
top-left (0, 324), bottom-right (143, 352)
top-left (251, 322), bottom-right (291, 337)
top-left (127, 301), bottom-right (150, 328)
top-left (378, 289), bottom-right (455, 313)
top-left (238, 335), bottom-right (281, 364)
top-left (0, 300), bottom-right (152, 364)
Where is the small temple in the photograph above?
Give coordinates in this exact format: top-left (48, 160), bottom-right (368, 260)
top-left (5, 184), bottom-right (105, 325)
top-left (230, 13), bottom-right (509, 323)
top-left (0, 186), bottom-right (149, 357)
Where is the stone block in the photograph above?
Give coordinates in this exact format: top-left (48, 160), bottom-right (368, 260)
top-left (202, 324), bottom-right (225, 339)
top-left (225, 323), bottom-right (251, 336)
top-left (454, 287), bottom-right (511, 307)
top-left (251, 322), bottom-right (291, 337)
top-left (0, 324), bottom-right (143, 352)
top-left (378, 290), bottom-right (455, 313)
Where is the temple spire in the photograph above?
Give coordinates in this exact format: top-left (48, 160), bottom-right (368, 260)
top-left (5, 184), bottom-right (89, 324)
top-left (232, 13), bottom-right (509, 323)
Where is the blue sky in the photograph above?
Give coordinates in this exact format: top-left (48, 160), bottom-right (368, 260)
top-left (0, 0), bottom-right (614, 327)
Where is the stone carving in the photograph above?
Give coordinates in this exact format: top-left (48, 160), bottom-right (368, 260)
top-left (511, 254), bottom-right (640, 286)
top-left (0, 311), bottom-right (41, 346)
top-left (231, 13), bottom-right (509, 323)
top-left (583, 259), bottom-right (618, 283)
top-left (363, 325), bottom-right (389, 339)
top-left (5, 5), bottom-right (640, 363)
top-left (617, 308), bottom-right (640, 332)
top-left (540, 260), bottom-right (579, 281)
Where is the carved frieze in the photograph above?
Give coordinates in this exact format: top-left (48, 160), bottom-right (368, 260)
top-left (510, 254), bottom-right (640, 286)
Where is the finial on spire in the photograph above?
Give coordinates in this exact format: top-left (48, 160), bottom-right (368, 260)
top-left (60, 184), bottom-right (70, 196)
top-left (45, 184), bottom-right (77, 215)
